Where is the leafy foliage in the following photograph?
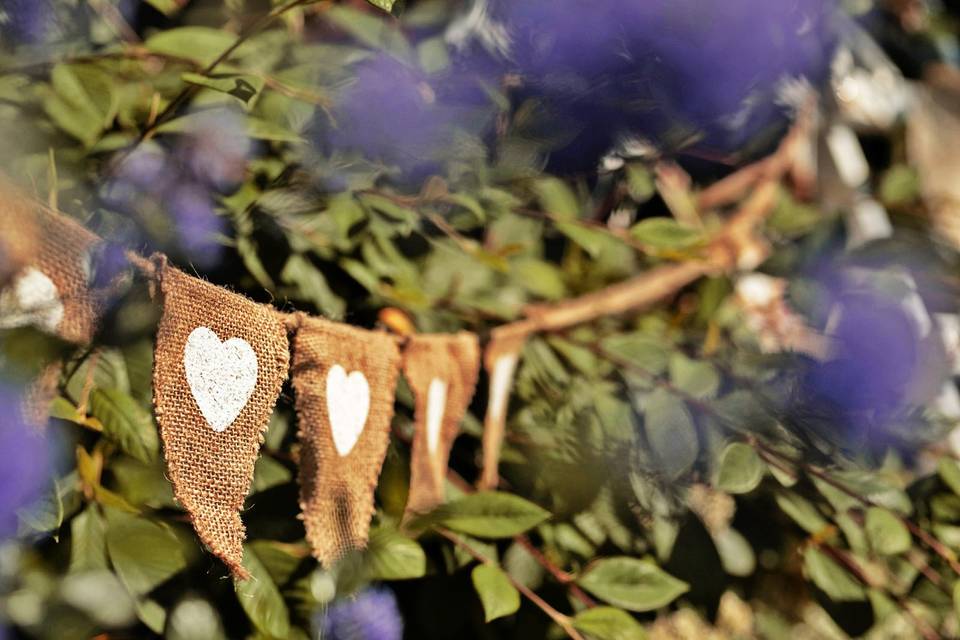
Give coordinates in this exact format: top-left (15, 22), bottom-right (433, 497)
top-left (1, 1), bottom-right (960, 639)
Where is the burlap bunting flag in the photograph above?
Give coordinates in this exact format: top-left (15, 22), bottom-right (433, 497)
top-left (401, 333), bottom-right (480, 516)
top-left (0, 181), bottom-right (39, 288)
top-left (0, 190), bottom-right (102, 345)
top-left (152, 263), bottom-right (289, 579)
top-left (478, 323), bottom-right (531, 490)
top-left (289, 315), bottom-right (401, 566)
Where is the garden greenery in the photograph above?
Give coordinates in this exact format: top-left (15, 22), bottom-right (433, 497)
top-left (1, 1), bottom-right (960, 639)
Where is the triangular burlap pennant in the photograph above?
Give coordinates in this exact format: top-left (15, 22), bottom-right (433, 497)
top-left (478, 323), bottom-right (532, 490)
top-left (0, 186), bottom-right (102, 345)
top-left (152, 263), bottom-right (289, 579)
top-left (289, 314), bottom-right (401, 566)
top-left (0, 180), bottom-right (39, 287)
top-left (401, 333), bottom-right (480, 516)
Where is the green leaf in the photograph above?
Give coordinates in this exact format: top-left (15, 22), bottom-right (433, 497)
top-left (105, 509), bottom-right (187, 595)
top-left (471, 563), bottom-right (520, 622)
top-left (625, 164), bottom-right (655, 203)
top-left (235, 545), bottom-right (291, 639)
top-left (803, 547), bottom-right (865, 601)
top-left (712, 527), bottom-right (756, 577)
top-left (630, 218), bottom-right (704, 250)
top-left (425, 492), bottom-right (551, 538)
top-left (143, 0), bottom-right (184, 16)
top-left (181, 73), bottom-right (265, 107)
top-left (880, 164), bottom-right (919, 206)
top-left (89, 388), bottom-right (159, 463)
top-left (774, 491), bottom-right (829, 534)
top-left (145, 27), bottom-right (236, 66)
top-left (572, 606), bottom-right (647, 640)
top-left (865, 507), bottom-right (911, 556)
top-left (642, 389), bottom-right (699, 479)
top-left (281, 254), bottom-right (347, 319)
top-left (363, 527), bottom-right (426, 581)
top-left (167, 597), bottom-right (227, 640)
top-left (69, 507), bottom-right (109, 573)
top-left (251, 456), bottom-right (293, 494)
top-left (600, 333), bottom-right (669, 375)
top-left (134, 597), bottom-right (167, 634)
top-left (669, 353), bottom-right (720, 399)
top-left (715, 443), bottom-right (764, 494)
top-left (577, 557), bottom-right (689, 612)
top-left (534, 177), bottom-right (580, 220)
top-left (512, 257), bottom-right (567, 300)
top-left (45, 64), bottom-right (118, 147)
top-left (366, 0), bottom-right (398, 12)
top-left (939, 458), bottom-right (960, 496)
top-left (954, 580), bottom-right (960, 623)
top-left (18, 476), bottom-right (67, 539)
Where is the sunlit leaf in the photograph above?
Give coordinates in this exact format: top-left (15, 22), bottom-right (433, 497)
top-left (471, 563), bottom-right (520, 622)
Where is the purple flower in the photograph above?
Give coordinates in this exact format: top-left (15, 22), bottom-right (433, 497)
top-left (490, 0), bottom-right (839, 158)
top-left (0, 386), bottom-right (51, 539)
top-left (167, 184), bottom-right (226, 268)
top-left (319, 53), bottom-right (496, 181)
top-left (178, 109), bottom-right (251, 190)
top-left (317, 587), bottom-right (404, 640)
top-left (0, 0), bottom-right (54, 46)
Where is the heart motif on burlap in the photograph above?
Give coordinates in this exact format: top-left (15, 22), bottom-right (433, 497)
top-left (426, 378), bottom-right (448, 455)
top-left (326, 364), bottom-right (371, 456)
top-left (0, 268), bottom-right (64, 333)
top-left (183, 326), bottom-right (258, 432)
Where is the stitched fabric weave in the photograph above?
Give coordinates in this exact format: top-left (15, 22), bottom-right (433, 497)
top-left (289, 314), bottom-right (400, 566)
top-left (402, 333), bottom-right (480, 516)
top-left (153, 264), bottom-right (289, 579)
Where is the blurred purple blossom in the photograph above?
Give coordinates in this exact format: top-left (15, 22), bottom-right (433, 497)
top-left (167, 184), bottom-right (227, 260)
top-left (0, 0), bottom-right (53, 46)
top-left (179, 110), bottom-right (251, 190)
top-left (0, 385), bottom-right (51, 538)
top-left (322, 0), bottom-right (840, 176)
top-left (492, 0), bottom-right (839, 159)
top-left (317, 587), bottom-right (403, 640)
top-left (103, 109), bottom-right (249, 269)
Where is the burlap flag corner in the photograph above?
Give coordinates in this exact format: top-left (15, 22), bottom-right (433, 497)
top-left (289, 315), bottom-right (401, 566)
top-left (0, 184), bottom-right (103, 345)
top-left (402, 332), bottom-right (480, 516)
top-left (152, 264), bottom-right (289, 579)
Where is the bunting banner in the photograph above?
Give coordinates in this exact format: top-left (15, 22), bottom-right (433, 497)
top-left (152, 261), bottom-right (289, 579)
top-left (0, 175), bottom-right (768, 577)
top-left (401, 333), bottom-right (481, 516)
top-left (289, 315), bottom-right (401, 566)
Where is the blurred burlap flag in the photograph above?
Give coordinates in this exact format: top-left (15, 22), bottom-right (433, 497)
top-left (289, 315), bottom-right (401, 566)
top-left (152, 261), bottom-right (289, 579)
top-left (402, 333), bottom-right (480, 516)
top-left (0, 180), bottom-right (39, 287)
top-left (0, 182), bottom-right (101, 344)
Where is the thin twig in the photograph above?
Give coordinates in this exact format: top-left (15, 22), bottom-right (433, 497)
top-left (436, 528), bottom-right (587, 640)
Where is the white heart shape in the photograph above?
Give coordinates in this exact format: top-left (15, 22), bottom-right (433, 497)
top-left (183, 326), bottom-right (258, 433)
top-left (426, 378), bottom-right (448, 455)
top-left (0, 268), bottom-right (64, 333)
top-left (326, 364), bottom-right (371, 457)
top-left (489, 353), bottom-right (519, 424)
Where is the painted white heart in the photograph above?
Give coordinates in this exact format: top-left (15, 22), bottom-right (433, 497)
top-left (326, 364), bottom-right (371, 457)
top-left (0, 268), bottom-right (64, 334)
top-left (426, 378), bottom-right (448, 456)
top-left (489, 353), bottom-right (519, 424)
top-left (183, 326), bottom-right (258, 433)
